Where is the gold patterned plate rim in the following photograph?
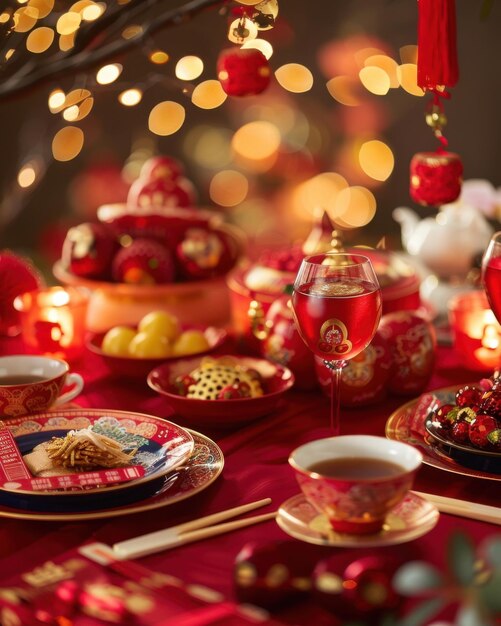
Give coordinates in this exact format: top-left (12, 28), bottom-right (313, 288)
top-left (385, 384), bottom-right (501, 482)
top-left (2, 409), bottom-right (195, 497)
top-left (0, 429), bottom-right (223, 521)
top-left (276, 492), bottom-right (439, 548)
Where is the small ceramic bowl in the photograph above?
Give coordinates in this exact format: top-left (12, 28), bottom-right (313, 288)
top-left (147, 355), bottom-right (294, 428)
top-left (289, 435), bottom-right (422, 535)
top-left (86, 326), bottom-right (227, 379)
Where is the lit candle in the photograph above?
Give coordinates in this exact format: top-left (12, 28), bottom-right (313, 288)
top-left (14, 286), bottom-right (89, 360)
top-left (449, 291), bottom-right (501, 371)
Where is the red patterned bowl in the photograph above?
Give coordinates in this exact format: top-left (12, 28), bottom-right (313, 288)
top-left (86, 326), bottom-right (227, 379)
top-left (147, 355), bottom-right (294, 427)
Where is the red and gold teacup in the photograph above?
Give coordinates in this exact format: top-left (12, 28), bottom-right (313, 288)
top-left (289, 435), bottom-right (422, 535)
top-left (0, 355), bottom-right (84, 417)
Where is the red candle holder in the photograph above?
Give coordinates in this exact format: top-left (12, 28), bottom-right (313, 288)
top-left (14, 286), bottom-right (89, 361)
top-left (448, 290), bottom-right (501, 372)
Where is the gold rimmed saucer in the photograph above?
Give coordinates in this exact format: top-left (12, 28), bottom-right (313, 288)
top-left (276, 492), bottom-right (439, 548)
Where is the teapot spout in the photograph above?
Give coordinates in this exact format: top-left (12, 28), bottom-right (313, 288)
top-left (393, 206), bottom-right (420, 251)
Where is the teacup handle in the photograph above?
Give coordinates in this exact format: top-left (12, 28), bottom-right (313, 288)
top-left (54, 373), bottom-right (84, 407)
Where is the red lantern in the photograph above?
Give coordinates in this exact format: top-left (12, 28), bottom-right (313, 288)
top-left (314, 328), bottom-right (392, 407)
top-left (217, 48), bottom-right (271, 97)
top-left (176, 227), bottom-right (237, 280)
top-left (410, 151), bottom-right (463, 206)
top-left (379, 311), bottom-right (436, 396)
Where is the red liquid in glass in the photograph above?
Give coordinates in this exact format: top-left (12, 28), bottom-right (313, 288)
top-left (484, 257), bottom-right (501, 324)
top-left (292, 279), bottom-right (382, 360)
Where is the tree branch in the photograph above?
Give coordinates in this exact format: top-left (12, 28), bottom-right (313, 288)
top-left (0, 0), bottom-right (225, 102)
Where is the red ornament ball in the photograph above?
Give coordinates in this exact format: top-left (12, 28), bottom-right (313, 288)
top-left (217, 47), bottom-right (271, 97)
top-left (410, 151), bottom-right (463, 206)
top-left (469, 414), bottom-right (500, 450)
top-left (433, 403), bottom-right (455, 430)
top-left (112, 238), bottom-right (175, 284)
top-left (379, 311), bottom-right (436, 396)
top-left (127, 177), bottom-right (195, 211)
top-left (455, 385), bottom-right (482, 408)
top-left (61, 222), bottom-right (117, 279)
top-left (176, 227), bottom-right (237, 280)
top-left (479, 378), bottom-right (501, 421)
top-left (451, 420), bottom-right (470, 444)
top-left (0, 251), bottom-right (44, 337)
top-left (139, 156), bottom-right (184, 182)
top-left (315, 328), bottom-right (392, 407)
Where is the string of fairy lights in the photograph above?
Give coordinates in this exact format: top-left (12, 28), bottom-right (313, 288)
top-left (1, 0), bottom-right (426, 233)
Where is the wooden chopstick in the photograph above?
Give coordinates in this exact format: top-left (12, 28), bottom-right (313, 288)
top-left (113, 498), bottom-right (275, 560)
top-left (414, 491), bottom-right (501, 526)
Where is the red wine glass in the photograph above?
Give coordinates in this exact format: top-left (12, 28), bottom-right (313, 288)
top-left (291, 252), bottom-right (382, 435)
top-left (482, 231), bottom-right (501, 325)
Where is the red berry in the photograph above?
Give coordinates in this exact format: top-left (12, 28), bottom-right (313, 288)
top-left (217, 384), bottom-right (244, 400)
top-left (433, 404), bottom-right (455, 430)
top-left (455, 385), bottom-right (482, 408)
top-left (468, 414), bottom-right (499, 449)
top-left (479, 379), bottom-right (501, 421)
top-left (174, 374), bottom-right (196, 396)
top-left (452, 421), bottom-right (470, 444)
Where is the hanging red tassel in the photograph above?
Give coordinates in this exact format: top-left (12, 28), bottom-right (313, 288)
top-left (417, 0), bottom-right (459, 91)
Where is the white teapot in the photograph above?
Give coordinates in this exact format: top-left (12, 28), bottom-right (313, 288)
top-left (393, 202), bottom-right (494, 279)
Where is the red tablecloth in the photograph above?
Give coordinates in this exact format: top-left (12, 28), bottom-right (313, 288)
top-left (0, 337), bottom-right (499, 624)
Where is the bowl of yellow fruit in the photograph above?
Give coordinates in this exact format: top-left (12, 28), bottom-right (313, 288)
top-left (86, 310), bottom-right (227, 379)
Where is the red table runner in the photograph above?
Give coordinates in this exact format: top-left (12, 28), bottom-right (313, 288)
top-left (0, 336), bottom-right (499, 624)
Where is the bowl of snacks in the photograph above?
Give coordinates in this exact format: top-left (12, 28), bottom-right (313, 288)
top-left (147, 355), bottom-right (295, 427)
top-left (86, 310), bottom-right (227, 378)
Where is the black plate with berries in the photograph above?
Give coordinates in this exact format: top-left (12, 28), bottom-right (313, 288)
top-left (424, 381), bottom-right (501, 474)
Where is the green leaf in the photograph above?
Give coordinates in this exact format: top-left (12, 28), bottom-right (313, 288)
top-left (477, 570), bottom-right (501, 613)
top-left (393, 562), bottom-right (443, 596)
top-left (397, 597), bottom-right (445, 626)
top-left (448, 533), bottom-right (476, 586)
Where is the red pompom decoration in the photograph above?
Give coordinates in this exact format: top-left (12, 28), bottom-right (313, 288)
top-left (379, 311), bottom-right (436, 396)
top-left (217, 47), bottom-right (271, 97)
top-left (0, 251), bottom-right (44, 336)
top-left (410, 151), bottom-right (463, 206)
top-left (176, 228), bottom-right (237, 280)
top-left (139, 156), bottom-right (184, 182)
top-left (61, 222), bottom-right (118, 279)
top-left (112, 238), bottom-right (175, 284)
top-left (127, 177), bottom-right (195, 211)
top-left (315, 328), bottom-right (392, 407)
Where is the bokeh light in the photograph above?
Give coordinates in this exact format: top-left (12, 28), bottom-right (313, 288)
top-left (293, 172), bottom-right (348, 218)
top-left (64, 88), bottom-right (91, 108)
top-left (399, 44), bottom-right (418, 64)
top-left (13, 7), bottom-right (38, 32)
top-left (48, 88), bottom-right (65, 112)
top-left (121, 24), bottom-right (142, 39)
top-left (364, 55), bottom-right (399, 88)
top-left (184, 126), bottom-right (232, 169)
top-left (333, 186), bottom-right (377, 228)
top-left (326, 76), bottom-right (361, 106)
top-left (359, 66), bottom-right (390, 95)
top-left (275, 63), bottom-right (313, 93)
top-left (56, 12), bottom-right (81, 35)
top-left (149, 50), bottom-right (169, 64)
top-left (191, 80), bottom-right (227, 109)
top-left (119, 88), bottom-right (143, 106)
top-left (28, 0), bottom-right (54, 19)
top-left (241, 38), bottom-right (273, 59)
top-left (82, 3), bottom-right (103, 20)
top-left (359, 140), bottom-right (394, 181)
top-left (62, 104), bottom-right (79, 121)
top-left (17, 163), bottom-right (37, 188)
top-left (175, 56), bottom-right (204, 81)
top-left (52, 126), bottom-right (84, 161)
top-left (232, 121), bottom-right (281, 161)
top-left (26, 27), bottom-right (54, 52)
top-left (228, 17), bottom-right (258, 44)
top-left (209, 170), bottom-right (249, 207)
top-left (59, 33), bottom-right (75, 50)
top-left (96, 63), bottom-right (122, 84)
top-left (397, 64), bottom-right (425, 96)
top-left (148, 101), bottom-right (185, 136)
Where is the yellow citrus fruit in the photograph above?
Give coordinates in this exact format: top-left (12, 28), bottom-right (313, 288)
top-left (128, 331), bottom-right (171, 358)
top-left (172, 330), bottom-right (210, 356)
top-left (138, 310), bottom-right (180, 341)
top-left (101, 326), bottom-right (136, 356)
